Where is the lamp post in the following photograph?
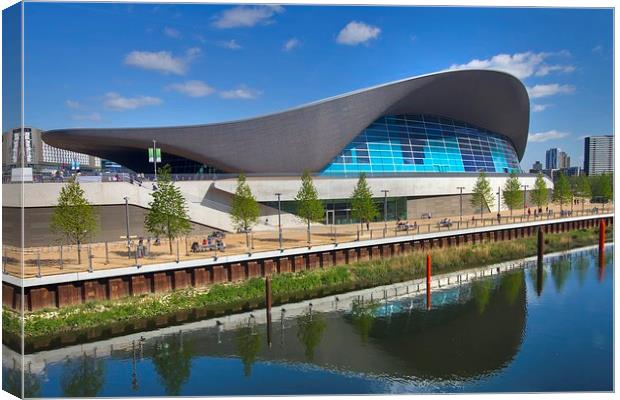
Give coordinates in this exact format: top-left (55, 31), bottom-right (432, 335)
top-left (275, 193), bottom-right (283, 250)
top-left (151, 139), bottom-right (158, 182)
top-left (497, 187), bottom-right (501, 217)
top-left (457, 186), bottom-right (465, 222)
top-left (381, 189), bottom-right (389, 235)
top-left (521, 185), bottom-right (529, 217)
top-left (124, 196), bottom-right (131, 259)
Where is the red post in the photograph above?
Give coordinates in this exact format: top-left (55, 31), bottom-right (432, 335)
top-left (426, 254), bottom-right (432, 310)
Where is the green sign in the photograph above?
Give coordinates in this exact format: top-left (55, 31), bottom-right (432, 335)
top-left (148, 147), bottom-right (161, 163)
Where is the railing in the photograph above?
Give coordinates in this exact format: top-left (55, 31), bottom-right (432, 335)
top-left (2, 207), bottom-right (612, 279)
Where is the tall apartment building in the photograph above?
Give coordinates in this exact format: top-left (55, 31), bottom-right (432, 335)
top-left (2, 127), bottom-right (101, 173)
top-left (584, 135), bottom-right (614, 175)
top-left (545, 148), bottom-right (570, 170)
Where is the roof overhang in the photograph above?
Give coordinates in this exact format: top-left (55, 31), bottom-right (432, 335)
top-left (42, 69), bottom-right (530, 173)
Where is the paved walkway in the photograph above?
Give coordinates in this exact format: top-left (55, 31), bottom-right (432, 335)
top-left (3, 201), bottom-right (612, 279)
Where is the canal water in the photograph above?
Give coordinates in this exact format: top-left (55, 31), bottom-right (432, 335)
top-left (4, 245), bottom-right (613, 396)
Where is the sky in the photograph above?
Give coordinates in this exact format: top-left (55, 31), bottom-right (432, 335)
top-left (6, 3), bottom-right (614, 170)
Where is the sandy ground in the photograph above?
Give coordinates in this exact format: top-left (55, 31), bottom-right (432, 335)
top-left (4, 201), bottom-right (610, 278)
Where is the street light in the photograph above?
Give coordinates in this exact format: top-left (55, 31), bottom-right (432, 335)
top-left (497, 187), bottom-right (501, 218)
top-left (124, 196), bottom-right (131, 259)
top-left (275, 193), bottom-right (283, 250)
top-left (521, 185), bottom-right (529, 216)
top-left (457, 186), bottom-right (465, 222)
top-left (381, 189), bottom-right (390, 235)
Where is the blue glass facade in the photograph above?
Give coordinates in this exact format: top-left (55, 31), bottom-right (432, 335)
top-left (321, 114), bottom-right (522, 176)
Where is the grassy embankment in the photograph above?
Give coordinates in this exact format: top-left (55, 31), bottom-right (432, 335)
top-left (3, 225), bottom-right (612, 341)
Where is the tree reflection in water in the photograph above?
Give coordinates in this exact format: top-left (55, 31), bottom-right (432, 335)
top-left (152, 332), bottom-right (193, 396)
top-left (471, 279), bottom-right (493, 314)
top-left (500, 271), bottom-right (524, 306)
top-left (235, 319), bottom-right (262, 377)
top-left (296, 309), bottom-right (327, 361)
top-left (3, 359), bottom-right (41, 398)
top-left (350, 300), bottom-right (379, 344)
top-left (60, 351), bottom-right (105, 397)
top-left (550, 257), bottom-right (571, 293)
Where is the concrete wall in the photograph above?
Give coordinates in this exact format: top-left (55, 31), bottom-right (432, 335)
top-left (3, 205), bottom-right (214, 247)
top-left (407, 194), bottom-right (484, 219)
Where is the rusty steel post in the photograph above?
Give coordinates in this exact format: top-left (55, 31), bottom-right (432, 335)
top-left (426, 254), bottom-right (432, 310)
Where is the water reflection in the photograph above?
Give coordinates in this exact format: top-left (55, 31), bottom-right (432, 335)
top-left (152, 332), bottom-right (193, 395)
top-left (9, 245), bottom-right (613, 396)
top-left (60, 351), bottom-right (105, 397)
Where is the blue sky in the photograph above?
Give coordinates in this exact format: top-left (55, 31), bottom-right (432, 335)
top-left (10, 3), bottom-right (614, 170)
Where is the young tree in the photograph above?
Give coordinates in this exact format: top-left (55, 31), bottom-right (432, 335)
top-left (470, 172), bottom-right (494, 218)
top-left (295, 170), bottom-right (324, 243)
top-left (574, 174), bottom-right (592, 213)
top-left (530, 173), bottom-right (549, 209)
top-left (230, 174), bottom-right (260, 248)
top-left (350, 173), bottom-right (378, 231)
top-left (50, 176), bottom-right (98, 264)
top-left (553, 173), bottom-right (572, 210)
top-left (502, 170), bottom-right (523, 216)
top-left (145, 165), bottom-right (192, 254)
top-left (599, 173), bottom-right (613, 211)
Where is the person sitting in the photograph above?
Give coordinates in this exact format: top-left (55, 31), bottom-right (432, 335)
top-left (191, 242), bottom-right (200, 252)
top-left (202, 238), bottom-right (208, 246)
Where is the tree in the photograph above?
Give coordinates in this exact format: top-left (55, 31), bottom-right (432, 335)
top-left (470, 172), bottom-right (494, 218)
top-left (530, 173), bottom-right (549, 209)
top-left (296, 311), bottom-right (327, 361)
top-left (230, 174), bottom-right (260, 248)
top-left (574, 174), bottom-right (592, 213)
top-left (50, 176), bottom-right (98, 264)
top-left (502, 170), bottom-right (523, 216)
top-left (599, 173), bottom-right (613, 207)
top-left (350, 173), bottom-right (379, 231)
top-left (295, 170), bottom-right (324, 243)
top-left (145, 165), bottom-right (192, 254)
top-left (553, 173), bottom-right (572, 210)
top-left (235, 325), bottom-right (261, 377)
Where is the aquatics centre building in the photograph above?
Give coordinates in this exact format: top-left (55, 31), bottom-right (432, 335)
top-left (41, 69), bottom-right (551, 231)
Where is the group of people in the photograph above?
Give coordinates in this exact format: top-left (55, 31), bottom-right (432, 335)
top-left (396, 218), bottom-right (417, 231)
top-left (191, 232), bottom-right (227, 252)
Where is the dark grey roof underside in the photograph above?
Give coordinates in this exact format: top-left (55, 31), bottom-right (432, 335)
top-left (42, 69), bottom-right (530, 173)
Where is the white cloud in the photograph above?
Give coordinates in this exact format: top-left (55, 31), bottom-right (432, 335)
top-left (283, 38), bottom-right (300, 51)
top-left (336, 21), bottom-right (381, 46)
top-left (535, 64), bottom-right (575, 76)
top-left (448, 51), bottom-right (575, 79)
top-left (218, 39), bottom-right (242, 50)
top-left (124, 48), bottom-right (200, 75)
top-left (531, 104), bottom-right (552, 112)
top-left (219, 85), bottom-right (261, 100)
top-left (528, 130), bottom-right (570, 143)
top-left (212, 5), bottom-right (284, 29)
top-left (65, 100), bottom-right (81, 109)
top-left (527, 83), bottom-right (575, 99)
top-left (592, 45), bottom-right (603, 53)
top-left (71, 112), bottom-right (101, 121)
top-left (163, 27), bottom-right (181, 39)
top-left (104, 92), bottom-right (162, 110)
top-left (167, 80), bottom-right (215, 97)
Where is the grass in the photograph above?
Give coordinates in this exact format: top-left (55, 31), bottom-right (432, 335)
top-left (3, 225), bottom-right (611, 343)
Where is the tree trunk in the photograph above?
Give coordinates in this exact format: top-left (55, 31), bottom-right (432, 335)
top-left (168, 236), bottom-right (173, 254)
top-left (77, 240), bottom-right (82, 264)
top-left (245, 230), bottom-right (249, 249)
top-left (167, 219), bottom-right (173, 254)
top-left (307, 220), bottom-right (311, 244)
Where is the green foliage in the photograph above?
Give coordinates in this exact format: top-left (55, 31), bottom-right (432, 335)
top-left (145, 165), bottom-right (192, 254)
top-left (574, 175), bottom-right (592, 200)
top-left (594, 173), bottom-right (614, 202)
top-left (230, 174), bottom-right (260, 246)
top-left (350, 173), bottom-right (379, 228)
top-left (502, 170), bottom-right (523, 215)
top-left (530, 173), bottom-right (549, 208)
top-left (50, 177), bottom-right (98, 263)
top-left (553, 173), bottom-right (572, 210)
top-left (470, 172), bottom-right (494, 216)
top-left (295, 170), bottom-right (324, 239)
